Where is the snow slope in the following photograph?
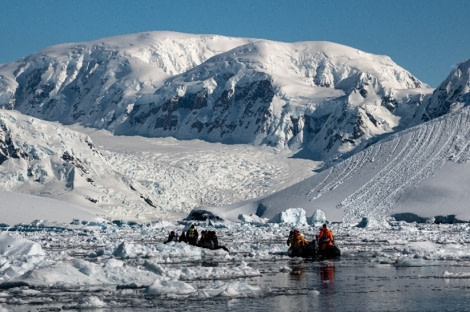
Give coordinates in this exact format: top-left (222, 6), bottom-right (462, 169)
top-left (0, 191), bottom-right (103, 225)
top-left (0, 109), bottom-right (178, 220)
top-left (216, 105), bottom-right (470, 224)
top-left (3, 100), bottom-right (469, 226)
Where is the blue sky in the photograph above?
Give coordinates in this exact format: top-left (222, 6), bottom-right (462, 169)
top-left (1, 0), bottom-right (469, 87)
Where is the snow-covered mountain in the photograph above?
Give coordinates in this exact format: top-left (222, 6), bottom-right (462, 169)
top-left (417, 59), bottom-right (470, 122)
top-left (231, 59), bottom-right (470, 224)
top-left (0, 31), bottom-right (469, 224)
top-left (0, 31), bottom-right (431, 160)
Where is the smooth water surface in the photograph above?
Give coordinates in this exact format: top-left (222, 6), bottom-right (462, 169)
top-left (225, 259), bottom-right (470, 312)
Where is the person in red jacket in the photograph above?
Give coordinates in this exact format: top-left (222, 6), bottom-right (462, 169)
top-left (317, 224), bottom-right (334, 250)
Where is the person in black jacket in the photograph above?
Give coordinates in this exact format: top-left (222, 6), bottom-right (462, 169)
top-left (198, 230), bottom-right (229, 252)
top-left (186, 224), bottom-right (199, 245)
top-left (163, 231), bottom-right (179, 244)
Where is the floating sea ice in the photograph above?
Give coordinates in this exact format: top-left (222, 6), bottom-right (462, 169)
top-left (194, 280), bottom-right (263, 299)
top-left (219, 281), bottom-right (262, 297)
top-left (309, 290), bottom-right (321, 296)
top-left (113, 241), bottom-right (151, 258)
top-left (0, 233), bottom-right (46, 281)
top-left (238, 213), bottom-right (269, 225)
top-left (394, 257), bottom-right (430, 267)
top-left (269, 208), bottom-right (308, 226)
top-left (443, 271), bottom-right (470, 278)
top-left (146, 279), bottom-right (196, 295)
top-left (63, 296), bottom-right (107, 309)
top-left (0, 232), bottom-right (44, 256)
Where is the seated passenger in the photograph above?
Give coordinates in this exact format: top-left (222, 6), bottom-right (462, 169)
top-left (186, 224), bottom-right (199, 245)
top-left (317, 224), bottom-right (334, 250)
top-left (287, 229), bottom-right (309, 247)
top-left (163, 231), bottom-right (179, 244)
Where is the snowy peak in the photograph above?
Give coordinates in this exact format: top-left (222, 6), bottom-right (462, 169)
top-left (251, 40), bottom-right (424, 90)
top-left (35, 31), bottom-right (254, 77)
top-left (111, 35), bottom-right (430, 159)
top-left (5, 31), bottom-right (253, 120)
top-left (179, 39), bottom-right (425, 92)
top-left (418, 59), bottom-right (470, 122)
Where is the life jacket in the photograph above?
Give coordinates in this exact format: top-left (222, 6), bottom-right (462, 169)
top-left (318, 228), bottom-right (334, 246)
top-left (187, 228), bottom-right (197, 239)
top-left (290, 232), bottom-right (308, 247)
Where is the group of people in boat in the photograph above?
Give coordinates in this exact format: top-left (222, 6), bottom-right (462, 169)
top-left (287, 223), bottom-right (340, 259)
top-left (163, 224), bottom-right (229, 252)
top-left (163, 223), bottom-right (339, 258)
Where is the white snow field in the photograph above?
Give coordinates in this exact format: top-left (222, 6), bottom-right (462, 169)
top-left (2, 103), bottom-right (470, 226)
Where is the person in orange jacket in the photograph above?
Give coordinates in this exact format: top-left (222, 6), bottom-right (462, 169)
top-left (317, 224), bottom-right (334, 250)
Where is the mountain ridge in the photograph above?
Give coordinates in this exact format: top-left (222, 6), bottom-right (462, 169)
top-left (0, 31), bottom-right (432, 160)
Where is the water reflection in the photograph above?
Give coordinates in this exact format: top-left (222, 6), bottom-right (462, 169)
top-left (319, 261), bottom-right (335, 312)
top-left (320, 261), bottom-right (335, 282)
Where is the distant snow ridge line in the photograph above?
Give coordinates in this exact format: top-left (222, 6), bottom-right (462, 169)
top-left (0, 31), bottom-right (433, 160)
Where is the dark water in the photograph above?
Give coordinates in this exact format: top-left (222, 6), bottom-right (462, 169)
top-left (224, 260), bottom-right (470, 312)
